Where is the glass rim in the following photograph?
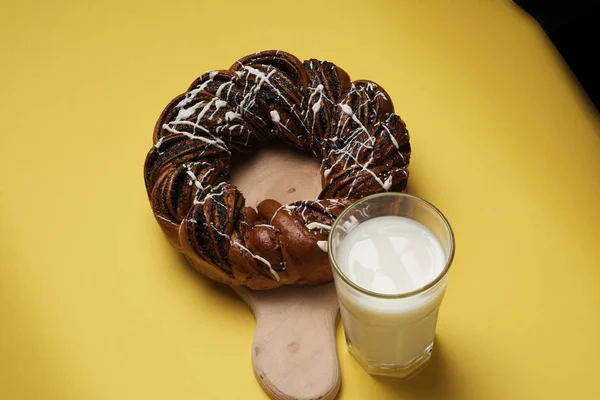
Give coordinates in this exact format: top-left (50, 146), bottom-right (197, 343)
top-left (328, 192), bottom-right (455, 299)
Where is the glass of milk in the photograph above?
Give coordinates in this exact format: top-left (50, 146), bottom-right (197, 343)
top-left (328, 193), bottom-right (454, 378)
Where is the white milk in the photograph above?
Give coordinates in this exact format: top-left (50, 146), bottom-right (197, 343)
top-left (334, 216), bottom-right (448, 369)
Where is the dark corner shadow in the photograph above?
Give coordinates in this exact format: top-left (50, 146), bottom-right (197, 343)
top-left (370, 340), bottom-right (460, 400)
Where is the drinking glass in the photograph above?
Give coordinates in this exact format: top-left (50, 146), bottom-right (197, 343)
top-left (328, 193), bottom-right (455, 378)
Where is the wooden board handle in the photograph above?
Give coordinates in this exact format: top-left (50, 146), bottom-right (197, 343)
top-left (234, 283), bottom-right (341, 400)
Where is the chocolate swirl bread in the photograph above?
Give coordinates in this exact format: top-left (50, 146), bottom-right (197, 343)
top-left (144, 50), bottom-right (411, 290)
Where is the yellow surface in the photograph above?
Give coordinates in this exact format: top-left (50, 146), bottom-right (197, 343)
top-left (2, 0), bottom-right (600, 398)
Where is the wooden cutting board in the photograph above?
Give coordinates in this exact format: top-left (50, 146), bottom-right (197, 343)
top-left (230, 146), bottom-right (341, 400)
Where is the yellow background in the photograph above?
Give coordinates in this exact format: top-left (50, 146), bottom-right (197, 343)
top-left (2, 0), bottom-right (600, 398)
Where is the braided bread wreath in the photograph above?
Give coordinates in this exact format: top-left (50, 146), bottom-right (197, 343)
top-left (144, 50), bottom-right (411, 290)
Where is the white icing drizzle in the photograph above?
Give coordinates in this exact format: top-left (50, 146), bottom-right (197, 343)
top-left (194, 181), bottom-right (227, 205)
top-left (186, 169), bottom-right (201, 188)
top-left (270, 110), bottom-right (281, 124)
top-left (154, 58), bottom-right (410, 286)
top-left (154, 136), bottom-right (165, 154)
top-left (254, 224), bottom-right (275, 230)
top-left (162, 86), bottom-right (235, 155)
top-left (381, 122), bottom-right (400, 150)
top-left (340, 103), bottom-right (353, 115)
top-left (383, 175), bottom-right (393, 191)
top-left (310, 84), bottom-right (325, 114)
top-left (177, 81), bottom-right (210, 108)
top-left (339, 102), bottom-right (369, 134)
top-left (232, 242), bottom-right (280, 281)
top-left (184, 163), bottom-right (215, 191)
top-left (317, 241), bottom-right (328, 252)
top-left (155, 214), bottom-right (173, 224)
top-left (164, 72), bottom-right (252, 152)
top-left (210, 222), bottom-right (230, 239)
top-left (243, 66), bottom-right (278, 93)
top-left (162, 120), bottom-right (209, 134)
top-left (374, 91), bottom-right (387, 100)
top-left (318, 82), bottom-right (409, 195)
top-left (208, 99), bottom-right (228, 120)
top-left (270, 204), bottom-right (299, 224)
top-left (271, 200), bottom-right (341, 230)
top-left (196, 98), bottom-right (218, 121)
top-left (163, 126), bottom-right (231, 153)
top-left (225, 111), bottom-right (242, 122)
top-left (306, 222), bottom-right (331, 231)
top-left (216, 81), bottom-right (233, 98)
top-left (234, 63), bottom-right (307, 133)
top-left (176, 101), bottom-right (202, 120)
